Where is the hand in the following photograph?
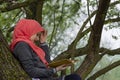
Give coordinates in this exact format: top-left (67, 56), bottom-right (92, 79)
top-left (55, 64), bottom-right (68, 72)
top-left (40, 30), bottom-right (47, 43)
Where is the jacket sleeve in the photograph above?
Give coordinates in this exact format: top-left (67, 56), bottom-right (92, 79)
top-left (13, 42), bottom-right (55, 78)
top-left (40, 43), bottom-right (51, 63)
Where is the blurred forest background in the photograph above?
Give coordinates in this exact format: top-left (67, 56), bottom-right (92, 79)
top-left (0, 0), bottom-right (120, 80)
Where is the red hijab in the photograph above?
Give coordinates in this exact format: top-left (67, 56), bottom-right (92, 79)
top-left (10, 19), bottom-right (48, 65)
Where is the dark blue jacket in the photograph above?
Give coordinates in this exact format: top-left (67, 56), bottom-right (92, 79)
top-left (13, 41), bottom-right (61, 80)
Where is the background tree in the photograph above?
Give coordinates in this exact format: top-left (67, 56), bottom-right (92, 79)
top-left (0, 0), bottom-right (120, 80)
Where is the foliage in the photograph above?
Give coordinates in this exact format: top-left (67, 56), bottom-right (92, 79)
top-left (0, 0), bottom-right (120, 80)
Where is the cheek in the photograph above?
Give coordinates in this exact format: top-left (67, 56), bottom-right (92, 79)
top-left (35, 36), bottom-right (39, 41)
top-left (30, 34), bottom-right (39, 41)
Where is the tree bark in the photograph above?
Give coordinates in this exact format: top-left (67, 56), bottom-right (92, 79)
top-left (0, 30), bottom-right (30, 80)
top-left (0, 0), bottom-right (120, 80)
top-left (26, 0), bottom-right (44, 25)
top-left (76, 0), bottom-right (111, 79)
top-left (0, 0), bottom-right (36, 12)
top-left (0, 0), bottom-right (44, 79)
top-left (87, 60), bottom-right (120, 80)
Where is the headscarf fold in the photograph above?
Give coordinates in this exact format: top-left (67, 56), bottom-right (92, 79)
top-left (10, 19), bottom-right (48, 65)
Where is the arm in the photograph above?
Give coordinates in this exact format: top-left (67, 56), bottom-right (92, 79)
top-left (40, 43), bottom-right (51, 63)
top-left (39, 30), bottom-right (68, 72)
top-left (13, 42), bottom-right (55, 78)
top-left (38, 30), bottom-right (51, 62)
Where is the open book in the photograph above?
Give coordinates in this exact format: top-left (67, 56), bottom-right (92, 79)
top-left (48, 59), bottom-right (78, 68)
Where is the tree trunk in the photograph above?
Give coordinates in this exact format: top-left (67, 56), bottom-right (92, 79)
top-left (0, 30), bottom-right (30, 80)
top-left (26, 0), bottom-right (44, 25)
top-left (76, 0), bottom-right (111, 79)
top-left (0, 0), bottom-right (44, 79)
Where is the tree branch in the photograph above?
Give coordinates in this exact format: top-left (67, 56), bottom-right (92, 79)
top-left (0, 0), bottom-right (4, 4)
top-left (68, 10), bottom-right (96, 49)
top-left (110, 0), bottom-right (120, 6)
top-left (53, 46), bottom-right (87, 61)
top-left (71, 0), bottom-right (111, 79)
top-left (49, 0), bottom-right (65, 50)
top-left (87, 0), bottom-right (92, 26)
top-left (88, 60), bottom-right (120, 80)
top-left (35, 0), bottom-right (44, 24)
top-left (0, 0), bottom-right (37, 12)
top-left (100, 47), bottom-right (120, 56)
top-left (54, 45), bottom-right (120, 61)
top-left (54, 16), bottom-right (120, 61)
top-left (105, 17), bottom-right (120, 24)
top-left (68, 0), bottom-right (120, 50)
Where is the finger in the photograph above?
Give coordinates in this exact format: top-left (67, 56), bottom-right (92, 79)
top-left (44, 30), bottom-right (47, 35)
top-left (62, 64), bottom-right (68, 67)
top-left (61, 66), bottom-right (68, 70)
top-left (59, 64), bottom-right (66, 67)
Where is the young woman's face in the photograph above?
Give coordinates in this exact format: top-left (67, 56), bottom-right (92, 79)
top-left (30, 32), bottom-right (41, 42)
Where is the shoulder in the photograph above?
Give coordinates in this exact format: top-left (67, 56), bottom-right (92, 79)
top-left (15, 41), bottom-right (29, 48)
top-left (13, 41), bottom-right (34, 60)
top-left (13, 41), bottom-right (31, 52)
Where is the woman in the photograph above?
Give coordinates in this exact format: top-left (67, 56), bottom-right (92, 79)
top-left (10, 19), bottom-right (81, 80)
